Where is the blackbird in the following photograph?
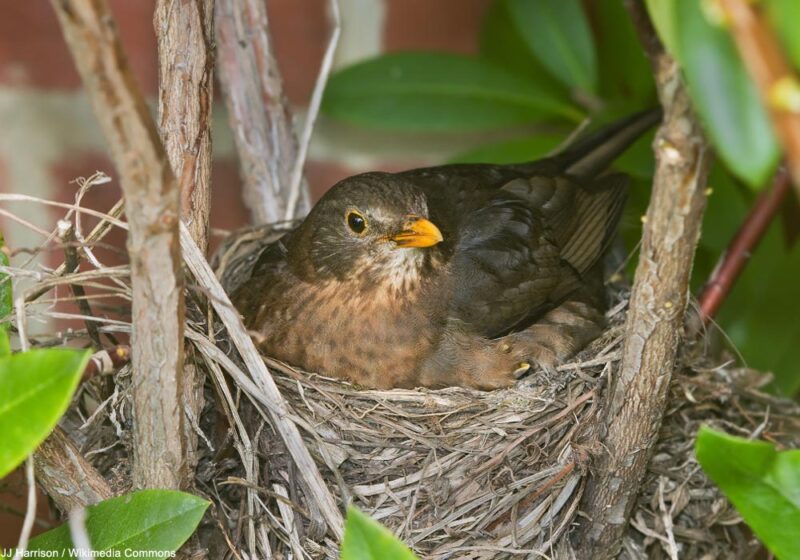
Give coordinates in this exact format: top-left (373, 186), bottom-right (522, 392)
top-left (233, 110), bottom-right (660, 390)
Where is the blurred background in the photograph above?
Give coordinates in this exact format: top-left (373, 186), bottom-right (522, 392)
top-left (1, 0), bottom-right (799, 546)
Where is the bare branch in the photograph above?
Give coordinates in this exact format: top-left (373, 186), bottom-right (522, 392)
top-left (285, 0), bottom-right (341, 220)
top-left (50, 0), bottom-right (186, 490)
top-left (154, 0), bottom-right (215, 497)
top-left (719, 0), bottom-right (800, 201)
top-left (698, 167), bottom-right (791, 323)
top-left (34, 427), bottom-right (114, 513)
top-left (575, 12), bottom-right (712, 558)
top-left (155, 0), bottom-right (214, 254)
top-left (215, 0), bottom-right (310, 223)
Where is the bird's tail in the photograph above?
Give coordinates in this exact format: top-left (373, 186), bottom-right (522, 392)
top-left (555, 108), bottom-right (662, 181)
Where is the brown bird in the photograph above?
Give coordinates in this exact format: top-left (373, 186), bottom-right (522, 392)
top-left (232, 111), bottom-right (660, 390)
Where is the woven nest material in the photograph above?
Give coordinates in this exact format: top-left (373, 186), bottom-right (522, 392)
top-left (5, 183), bottom-right (800, 560)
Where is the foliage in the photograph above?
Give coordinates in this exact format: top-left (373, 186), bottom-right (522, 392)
top-left (340, 506), bottom-right (418, 560)
top-left (696, 427), bottom-right (800, 559)
top-left (19, 490), bottom-right (209, 558)
top-left (0, 236), bottom-right (91, 479)
top-left (321, 0), bottom-right (800, 396)
top-left (0, 348), bottom-right (90, 478)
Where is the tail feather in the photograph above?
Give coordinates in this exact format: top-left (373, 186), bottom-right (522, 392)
top-left (556, 108), bottom-right (662, 181)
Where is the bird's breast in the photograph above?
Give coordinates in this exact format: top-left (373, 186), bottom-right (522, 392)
top-left (252, 277), bottom-right (441, 388)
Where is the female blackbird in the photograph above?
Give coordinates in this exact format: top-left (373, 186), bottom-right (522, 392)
top-left (233, 110), bottom-right (661, 390)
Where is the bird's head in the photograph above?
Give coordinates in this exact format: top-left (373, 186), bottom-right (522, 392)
top-left (286, 173), bottom-right (444, 283)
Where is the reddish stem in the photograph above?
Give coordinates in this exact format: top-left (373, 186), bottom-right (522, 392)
top-left (698, 168), bottom-right (792, 323)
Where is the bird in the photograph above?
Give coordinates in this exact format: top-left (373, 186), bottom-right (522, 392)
top-left (231, 110), bottom-right (660, 390)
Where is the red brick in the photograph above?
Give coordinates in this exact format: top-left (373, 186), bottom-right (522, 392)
top-left (0, 1), bottom-right (158, 93)
top-left (267, 0), bottom-right (328, 106)
top-left (0, 469), bottom-right (55, 548)
top-left (384, 0), bottom-right (492, 54)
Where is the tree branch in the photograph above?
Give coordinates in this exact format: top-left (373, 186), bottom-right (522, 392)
top-left (215, 0), bottom-right (310, 224)
top-left (155, 0), bottom-right (214, 254)
top-left (154, 0), bottom-right (215, 496)
top-left (575, 9), bottom-right (712, 558)
top-left (50, 0), bottom-right (187, 490)
top-left (34, 427), bottom-right (113, 513)
top-left (719, 0), bottom-right (800, 201)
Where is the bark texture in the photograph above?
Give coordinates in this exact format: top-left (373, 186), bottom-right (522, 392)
top-left (34, 427), bottom-right (113, 512)
top-left (154, 0), bottom-right (215, 493)
top-left (574, 56), bottom-right (712, 560)
top-left (215, 0), bottom-right (310, 224)
top-left (51, 0), bottom-right (187, 490)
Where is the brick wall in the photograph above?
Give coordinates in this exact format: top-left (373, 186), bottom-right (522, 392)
top-left (0, 0), bottom-right (492, 546)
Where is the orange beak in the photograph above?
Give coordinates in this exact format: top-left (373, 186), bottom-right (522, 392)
top-left (390, 215), bottom-right (443, 248)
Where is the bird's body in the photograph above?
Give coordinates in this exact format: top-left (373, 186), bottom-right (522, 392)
top-left (233, 111), bottom-right (660, 389)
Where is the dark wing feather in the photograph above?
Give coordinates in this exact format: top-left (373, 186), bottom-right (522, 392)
top-left (446, 173), bottom-right (627, 339)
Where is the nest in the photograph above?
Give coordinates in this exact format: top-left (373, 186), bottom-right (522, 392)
top-left (4, 178), bottom-right (800, 559)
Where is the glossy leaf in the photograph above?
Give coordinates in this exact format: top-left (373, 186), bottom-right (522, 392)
top-left (0, 232), bottom-right (11, 357)
top-left (674, 0), bottom-right (779, 187)
top-left (27, 490), bottom-right (209, 555)
top-left (505, 0), bottom-right (597, 94)
top-left (341, 506), bottom-right (418, 560)
top-left (696, 426), bottom-right (800, 559)
top-left (0, 348), bottom-right (89, 478)
top-left (322, 52), bottom-right (580, 131)
top-left (766, 0), bottom-right (800, 70)
top-left (479, 0), bottom-right (565, 92)
top-left (449, 134), bottom-right (562, 164)
top-left (592, 0), bottom-right (655, 104)
top-left (645, 0), bottom-right (679, 56)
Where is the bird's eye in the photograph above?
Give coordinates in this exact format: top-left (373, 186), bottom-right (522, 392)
top-left (346, 211), bottom-right (367, 234)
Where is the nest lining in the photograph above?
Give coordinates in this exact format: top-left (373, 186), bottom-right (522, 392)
top-left (4, 185), bottom-right (800, 560)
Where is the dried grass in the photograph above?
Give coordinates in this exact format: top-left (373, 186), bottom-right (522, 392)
top-left (4, 179), bottom-right (799, 559)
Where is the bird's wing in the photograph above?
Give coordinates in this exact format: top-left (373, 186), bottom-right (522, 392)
top-left (447, 172), bottom-right (627, 338)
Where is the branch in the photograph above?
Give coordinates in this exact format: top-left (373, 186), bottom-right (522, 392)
top-left (154, 0), bottom-right (215, 496)
top-left (155, 0), bottom-right (214, 254)
top-left (50, 0), bottom-right (187, 490)
top-left (698, 167), bottom-right (791, 323)
top-left (719, 0), bottom-right (800, 201)
top-left (34, 426), bottom-right (113, 512)
top-left (215, 0), bottom-right (311, 224)
top-left (575, 10), bottom-right (712, 558)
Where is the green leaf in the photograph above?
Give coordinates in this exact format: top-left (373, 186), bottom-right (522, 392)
top-left (645, 0), bottom-right (679, 56)
top-left (696, 426), bottom-right (800, 559)
top-left (0, 232), bottom-right (11, 358)
top-left (27, 490), bottom-right (209, 556)
top-left (765, 0), bottom-right (800, 70)
top-left (340, 506), bottom-right (418, 560)
top-left (322, 52), bottom-right (580, 131)
top-left (448, 134), bottom-right (562, 164)
top-left (591, 0), bottom-right (655, 104)
top-left (479, 0), bottom-right (566, 92)
top-left (504, 0), bottom-right (597, 94)
top-left (715, 225), bottom-right (800, 396)
top-left (674, 0), bottom-right (780, 187)
top-left (0, 348), bottom-right (89, 478)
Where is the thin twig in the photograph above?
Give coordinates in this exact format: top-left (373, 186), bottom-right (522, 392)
top-left (697, 167), bottom-right (791, 323)
top-left (12, 459), bottom-right (37, 560)
top-left (285, 0), bottom-right (341, 220)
